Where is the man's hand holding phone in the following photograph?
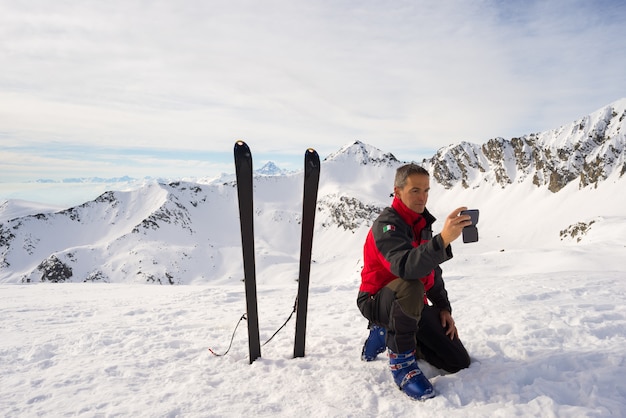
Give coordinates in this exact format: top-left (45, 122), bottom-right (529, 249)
top-left (460, 209), bottom-right (479, 243)
top-left (441, 207), bottom-right (475, 247)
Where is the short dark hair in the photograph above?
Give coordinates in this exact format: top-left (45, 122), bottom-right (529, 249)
top-left (394, 163), bottom-right (429, 189)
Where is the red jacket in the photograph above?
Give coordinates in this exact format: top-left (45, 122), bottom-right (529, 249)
top-left (360, 197), bottom-right (453, 311)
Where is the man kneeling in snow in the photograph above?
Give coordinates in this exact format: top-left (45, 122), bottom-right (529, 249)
top-left (356, 163), bottom-right (471, 400)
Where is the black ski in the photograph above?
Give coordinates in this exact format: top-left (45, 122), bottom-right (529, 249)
top-left (294, 148), bottom-right (321, 358)
top-left (234, 140), bottom-right (261, 364)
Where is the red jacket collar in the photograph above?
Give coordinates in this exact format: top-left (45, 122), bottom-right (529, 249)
top-left (391, 196), bottom-right (423, 226)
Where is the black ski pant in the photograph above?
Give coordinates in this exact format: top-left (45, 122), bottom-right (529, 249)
top-left (357, 278), bottom-right (470, 373)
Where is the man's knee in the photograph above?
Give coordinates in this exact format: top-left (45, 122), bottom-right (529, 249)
top-left (357, 288), bottom-right (393, 327)
top-left (386, 279), bottom-right (424, 320)
top-left (450, 342), bottom-right (471, 372)
top-left (357, 291), bottom-right (374, 321)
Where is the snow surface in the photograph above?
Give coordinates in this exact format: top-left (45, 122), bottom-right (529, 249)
top-left (1, 142), bottom-right (626, 416)
top-left (1, 244), bottom-right (624, 416)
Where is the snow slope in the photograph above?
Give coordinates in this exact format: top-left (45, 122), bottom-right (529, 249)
top-left (1, 238), bottom-right (624, 416)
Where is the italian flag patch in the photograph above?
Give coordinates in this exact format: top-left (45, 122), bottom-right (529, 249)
top-left (383, 225), bottom-right (396, 233)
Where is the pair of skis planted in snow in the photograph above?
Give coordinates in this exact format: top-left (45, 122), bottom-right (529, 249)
top-left (233, 140), bottom-right (320, 364)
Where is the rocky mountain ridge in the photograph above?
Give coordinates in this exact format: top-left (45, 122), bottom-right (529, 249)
top-left (427, 98), bottom-right (626, 192)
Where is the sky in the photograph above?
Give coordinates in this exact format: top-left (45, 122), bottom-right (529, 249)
top-left (1, 0), bottom-right (626, 185)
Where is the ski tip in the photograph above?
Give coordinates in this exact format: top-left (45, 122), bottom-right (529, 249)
top-left (234, 140), bottom-right (251, 157)
top-left (305, 148), bottom-right (319, 158)
top-left (305, 148), bottom-right (320, 167)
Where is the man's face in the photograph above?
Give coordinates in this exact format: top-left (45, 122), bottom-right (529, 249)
top-left (394, 173), bottom-right (430, 214)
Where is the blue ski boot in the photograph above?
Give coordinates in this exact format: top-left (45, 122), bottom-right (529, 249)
top-left (389, 349), bottom-right (435, 400)
top-left (361, 325), bottom-right (386, 361)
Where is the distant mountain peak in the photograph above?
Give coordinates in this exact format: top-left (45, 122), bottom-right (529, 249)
top-left (324, 140), bottom-right (399, 166)
top-left (255, 161), bottom-right (286, 176)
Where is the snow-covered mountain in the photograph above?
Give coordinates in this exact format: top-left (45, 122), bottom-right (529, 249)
top-left (1, 100), bottom-right (625, 285)
top-left (427, 98), bottom-right (626, 192)
top-left (323, 140), bottom-right (400, 166)
top-left (255, 161), bottom-right (289, 176)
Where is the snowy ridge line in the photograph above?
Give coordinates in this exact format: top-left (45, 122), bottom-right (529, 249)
top-left (426, 99), bottom-right (626, 192)
top-left (1, 100), bottom-right (626, 285)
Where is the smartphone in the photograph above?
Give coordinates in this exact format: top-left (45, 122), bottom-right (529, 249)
top-left (460, 209), bottom-right (479, 243)
top-left (460, 209), bottom-right (479, 226)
